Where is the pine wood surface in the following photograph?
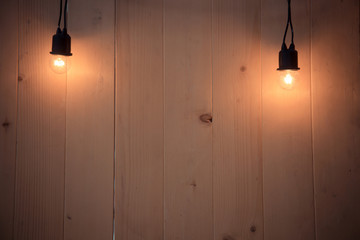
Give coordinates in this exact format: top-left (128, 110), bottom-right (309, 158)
top-left (0, 0), bottom-right (358, 239)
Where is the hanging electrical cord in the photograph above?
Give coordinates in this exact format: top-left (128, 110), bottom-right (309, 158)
top-left (277, 0), bottom-right (299, 71)
top-left (64, 0), bottom-right (68, 30)
top-left (58, 0), bottom-right (63, 28)
top-left (282, 0), bottom-right (294, 47)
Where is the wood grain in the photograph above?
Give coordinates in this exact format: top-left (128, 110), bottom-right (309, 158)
top-left (0, 1), bottom-right (18, 239)
top-left (115, 0), bottom-right (164, 239)
top-left (212, 0), bottom-right (263, 239)
top-left (14, 0), bottom-right (66, 239)
top-left (1, 1), bottom-right (359, 239)
top-left (64, 0), bottom-right (115, 239)
top-left (164, 0), bottom-right (213, 239)
top-left (261, 0), bottom-right (315, 239)
top-left (311, 0), bottom-right (360, 239)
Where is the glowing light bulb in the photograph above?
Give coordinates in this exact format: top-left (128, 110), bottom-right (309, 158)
top-left (284, 73), bottom-right (293, 85)
top-left (54, 58), bottom-right (65, 67)
top-left (279, 70), bottom-right (297, 90)
top-left (49, 55), bottom-right (71, 74)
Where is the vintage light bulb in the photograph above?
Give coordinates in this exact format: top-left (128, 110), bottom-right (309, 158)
top-left (279, 70), bottom-right (298, 90)
top-left (279, 70), bottom-right (297, 90)
top-left (49, 54), bottom-right (71, 74)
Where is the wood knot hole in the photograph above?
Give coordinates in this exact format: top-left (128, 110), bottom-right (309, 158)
top-left (200, 114), bottom-right (212, 123)
top-left (250, 225), bottom-right (256, 232)
top-left (223, 235), bottom-right (235, 240)
top-left (240, 66), bottom-right (247, 72)
top-left (2, 122), bottom-right (10, 128)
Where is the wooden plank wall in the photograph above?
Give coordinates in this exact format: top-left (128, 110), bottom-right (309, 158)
top-left (261, 0), bottom-right (315, 239)
top-left (212, 0), bottom-right (263, 240)
top-left (65, 0), bottom-right (115, 239)
top-left (164, 0), bottom-right (213, 239)
top-left (311, 0), bottom-right (360, 239)
top-left (0, 0), bottom-right (358, 240)
top-left (0, 0), bottom-right (18, 239)
top-left (115, 0), bottom-right (164, 239)
top-left (14, 0), bottom-right (67, 239)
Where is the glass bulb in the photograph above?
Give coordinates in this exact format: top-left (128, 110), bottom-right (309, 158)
top-left (49, 55), bottom-right (71, 74)
top-left (279, 70), bottom-right (297, 90)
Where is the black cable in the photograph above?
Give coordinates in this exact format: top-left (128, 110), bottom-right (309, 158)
top-left (282, 0), bottom-right (295, 46)
top-left (288, 0), bottom-right (294, 44)
top-left (64, 0), bottom-right (68, 29)
top-left (58, 0), bottom-right (62, 28)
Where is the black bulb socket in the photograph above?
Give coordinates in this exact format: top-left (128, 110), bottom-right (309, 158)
top-left (50, 27), bottom-right (72, 56)
top-left (277, 43), bottom-right (299, 71)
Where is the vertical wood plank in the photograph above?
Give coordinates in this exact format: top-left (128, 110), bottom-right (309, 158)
top-left (261, 0), bottom-right (315, 239)
top-left (14, 0), bottom-right (66, 239)
top-left (311, 0), bottom-right (360, 239)
top-left (64, 0), bottom-right (115, 239)
top-left (164, 0), bottom-right (213, 239)
top-left (115, 0), bottom-right (164, 239)
top-left (212, 0), bottom-right (263, 239)
top-left (0, 1), bottom-right (18, 239)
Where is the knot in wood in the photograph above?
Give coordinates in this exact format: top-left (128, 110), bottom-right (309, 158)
top-left (200, 113), bottom-right (212, 123)
top-left (223, 235), bottom-right (235, 240)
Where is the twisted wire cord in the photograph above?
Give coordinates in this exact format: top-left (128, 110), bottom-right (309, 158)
top-left (64, 0), bottom-right (68, 29)
top-left (282, 0), bottom-right (295, 45)
top-left (58, 0), bottom-right (62, 27)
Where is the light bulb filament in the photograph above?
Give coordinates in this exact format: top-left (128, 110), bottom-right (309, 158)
top-left (284, 73), bottom-right (293, 85)
top-left (54, 58), bottom-right (65, 67)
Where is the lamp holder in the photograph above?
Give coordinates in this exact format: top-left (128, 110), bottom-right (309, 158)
top-left (277, 42), bottom-right (299, 70)
top-left (50, 27), bottom-right (72, 56)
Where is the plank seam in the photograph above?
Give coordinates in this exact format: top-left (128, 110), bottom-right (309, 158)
top-left (260, 0), bottom-right (265, 239)
top-left (210, 0), bottom-right (215, 240)
top-left (63, 50), bottom-right (67, 240)
top-left (63, 2), bottom-right (69, 238)
top-left (162, 0), bottom-right (166, 239)
top-left (112, 0), bottom-right (117, 239)
top-left (12, 0), bottom-right (20, 238)
top-left (309, 0), bottom-right (318, 239)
